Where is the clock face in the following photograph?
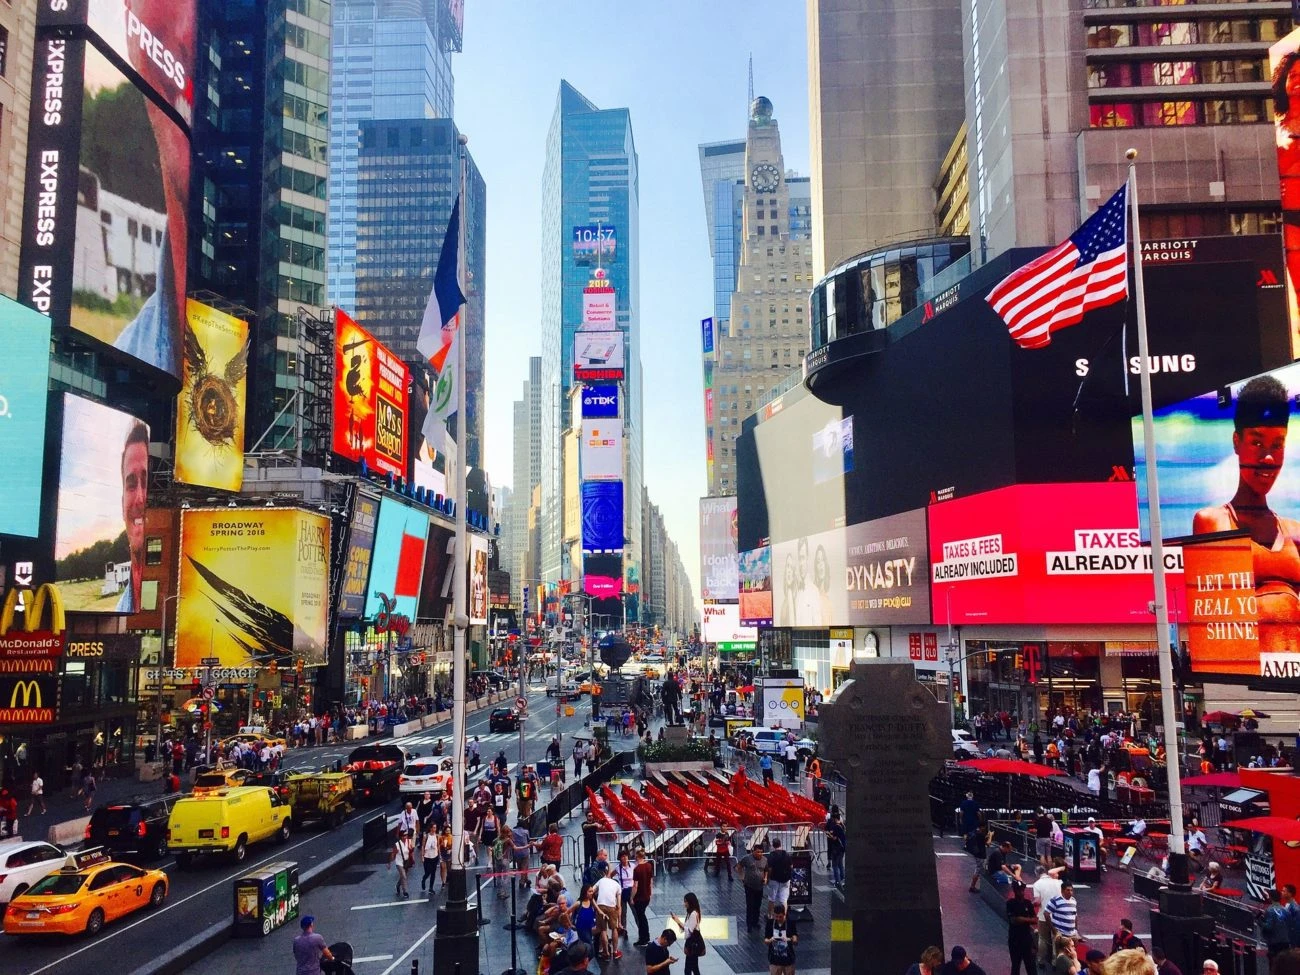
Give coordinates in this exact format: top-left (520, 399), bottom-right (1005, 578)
top-left (751, 163), bottom-right (780, 193)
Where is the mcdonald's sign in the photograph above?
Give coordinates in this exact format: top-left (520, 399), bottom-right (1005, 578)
top-left (0, 674), bottom-right (57, 723)
top-left (0, 583), bottom-right (66, 659)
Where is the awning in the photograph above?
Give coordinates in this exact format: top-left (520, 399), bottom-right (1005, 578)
top-left (1222, 815), bottom-right (1300, 842)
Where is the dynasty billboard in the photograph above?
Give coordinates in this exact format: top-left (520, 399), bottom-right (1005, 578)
top-left (337, 491), bottom-right (380, 617)
top-left (175, 299), bottom-right (248, 491)
top-left (738, 236), bottom-right (1288, 552)
top-left (0, 299), bottom-right (52, 538)
top-left (333, 310), bottom-right (409, 480)
top-left (364, 498), bottom-right (428, 621)
top-left (54, 394), bottom-right (150, 613)
top-left (771, 509), bottom-right (930, 628)
top-left (928, 483), bottom-right (1185, 626)
top-left (581, 481), bottom-right (624, 553)
top-left (176, 509), bottom-right (331, 669)
top-left (699, 496), bottom-right (739, 602)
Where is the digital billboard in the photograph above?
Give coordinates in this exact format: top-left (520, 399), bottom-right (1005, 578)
top-left (1180, 534), bottom-right (1260, 677)
top-left (38, 0), bottom-right (197, 128)
top-left (333, 310), bottom-right (409, 479)
top-left (417, 523), bottom-right (456, 622)
top-left (582, 286), bottom-right (616, 328)
top-left (0, 299), bottom-right (52, 538)
top-left (771, 509), bottom-right (930, 627)
top-left (583, 553), bottom-right (623, 599)
top-left (364, 498), bottom-right (429, 621)
top-left (176, 509), bottom-right (330, 669)
top-left (54, 394), bottom-right (149, 613)
top-left (703, 602), bottom-right (756, 646)
top-left (928, 483), bottom-right (1185, 625)
top-left (702, 317), bottom-right (714, 356)
top-left (582, 480), bottom-right (624, 552)
top-left (739, 547), bottom-right (773, 626)
top-left (572, 224), bottom-right (616, 266)
top-left (574, 331), bottom-right (625, 382)
top-left (1134, 361), bottom-right (1300, 677)
top-left (581, 419), bottom-right (623, 481)
top-left (1271, 28), bottom-right (1300, 347)
top-left (581, 384), bottom-right (619, 419)
top-left (700, 496), bottom-right (739, 602)
top-left (469, 533), bottom-right (489, 626)
top-left (337, 491), bottom-right (380, 617)
top-left (811, 416), bottom-right (854, 485)
top-left (175, 299), bottom-right (247, 491)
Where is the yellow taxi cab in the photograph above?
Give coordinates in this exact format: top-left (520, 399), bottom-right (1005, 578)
top-left (3, 849), bottom-right (167, 937)
top-left (191, 764), bottom-right (250, 794)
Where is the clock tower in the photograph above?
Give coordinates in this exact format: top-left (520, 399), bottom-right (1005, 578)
top-left (743, 96), bottom-right (790, 243)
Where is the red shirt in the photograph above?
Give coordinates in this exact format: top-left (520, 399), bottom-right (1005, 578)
top-left (632, 861), bottom-right (654, 904)
top-left (539, 833), bottom-right (564, 862)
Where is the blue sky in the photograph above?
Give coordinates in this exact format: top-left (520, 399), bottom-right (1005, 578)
top-left (456, 1), bottom-right (810, 599)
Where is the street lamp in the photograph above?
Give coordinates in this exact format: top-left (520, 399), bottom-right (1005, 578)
top-left (156, 593), bottom-right (180, 768)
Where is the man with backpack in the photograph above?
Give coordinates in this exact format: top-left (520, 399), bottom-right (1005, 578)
top-left (764, 902), bottom-right (798, 975)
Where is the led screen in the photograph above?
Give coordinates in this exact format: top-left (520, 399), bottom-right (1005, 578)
top-left (333, 309), bottom-right (409, 479)
top-left (572, 224), bottom-right (616, 266)
top-left (469, 533), bottom-right (489, 626)
top-left (581, 419), bottom-right (623, 481)
top-left (0, 299), bottom-right (52, 538)
top-left (739, 547), bottom-right (773, 627)
top-left (364, 498), bottom-right (429, 620)
top-left (337, 491), bottom-right (380, 617)
top-left (581, 480), bottom-right (624, 552)
top-left (699, 496), bottom-right (739, 602)
top-left (574, 331), bottom-right (625, 382)
top-left (175, 299), bottom-right (247, 491)
top-left (581, 384), bottom-right (619, 419)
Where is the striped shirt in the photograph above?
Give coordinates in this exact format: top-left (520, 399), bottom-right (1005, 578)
top-left (1045, 894), bottom-right (1078, 936)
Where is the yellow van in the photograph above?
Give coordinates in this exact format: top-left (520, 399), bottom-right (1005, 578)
top-left (166, 786), bottom-right (292, 867)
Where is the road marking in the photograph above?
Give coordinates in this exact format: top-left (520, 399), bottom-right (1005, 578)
top-left (379, 921), bottom-right (440, 975)
top-left (351, 899), bottom-right (425, 910)
top-left (353, 956), bottom-right (396, 964)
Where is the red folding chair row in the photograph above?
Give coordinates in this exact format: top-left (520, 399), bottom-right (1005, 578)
top-left (641, 782), bottom-right (695, 829)
top-left (619, 783), bottom-right (667, 832)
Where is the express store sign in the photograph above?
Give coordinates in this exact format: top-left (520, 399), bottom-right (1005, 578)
top-left (928, 482), bottom-right (1186, 625)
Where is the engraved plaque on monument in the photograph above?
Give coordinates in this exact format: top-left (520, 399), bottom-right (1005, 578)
top-left (820, 659), bottom-right (949, 974)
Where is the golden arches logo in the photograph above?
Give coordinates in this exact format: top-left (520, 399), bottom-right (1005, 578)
top-left (0, 584), bottom-right (66, 636)
top-left (9, 679), bottom-right (42, 709)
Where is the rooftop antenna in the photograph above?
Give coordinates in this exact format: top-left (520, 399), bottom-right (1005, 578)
top-left (747, 53), bottom-right (753, 111)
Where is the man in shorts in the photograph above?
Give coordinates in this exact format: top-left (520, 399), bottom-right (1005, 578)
top-left (764, 837), bottom-right (793, 912)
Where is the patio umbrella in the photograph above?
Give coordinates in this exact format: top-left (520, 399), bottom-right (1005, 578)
top-left (1238, 709), bottom-right (1271, 720)
top-left (956, 757), bottom-right (1064, 809)
top-left (1180, 772), bottom-right (1242, 789)
top-left (1223, 816), bottom-right (1300, 844)
top-left (1202, 711), bottom-right (1238, 725)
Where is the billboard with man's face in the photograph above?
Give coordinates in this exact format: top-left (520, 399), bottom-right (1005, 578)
top-left (54, 394), bottom-right (150, 613)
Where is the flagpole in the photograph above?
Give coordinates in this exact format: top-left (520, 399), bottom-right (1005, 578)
top-left (450, 132), bottom-right (470, 885)
top-left (1127, 147), bottom-right (1188, 885)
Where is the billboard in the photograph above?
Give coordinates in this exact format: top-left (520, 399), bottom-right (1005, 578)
top-left (581, 480), bottom-right (624, 552)
top-left (337, 491), bottom-right (380, 617)
top-left (574, 331), bottom-right (625, 381)
top-left (175, 299), bottom-right (248, 491)
top-left (1180, 534), bottom-right (1260, 677)
top-left (739, 547), bottom-right (773, 626)
top-left (1271, 28), bottom-right (1300, 348)
top-left (176, 509), bottom-right (331, 669)
top-left (54, 395), bottom-right (150, 613)
top-left (38, 0), bottom-right (197, 128)
top-left (0, 300), bottom-right (52, 537)
top-left (364, 498), bottom-right (429, 621)
top-left (700, 496), bottom-right (739, 601)
top-left (582, 287), bottom-right (616, 328)
top-left (333, 310), bottom-right (409, 479)
top-left (469, 533), bottom-right (489, 626)
top-left (581, 419), bottom-right (623, 480)
top-left (572, 224), bottom-right (616, 266)
top-left (811, 416), bottom-right (854, 485)
top-left (703, 602), bottom-right (755, 645)
top-left (757, 676), bottom-right (804, 730)
top-left (416, 522), bottom-right (455, 622)
top-left (581, 384), bottom-right (619, 419)
top-left (702, 317), bottom-right (714, 356)
top-left (928, 483), bottom-right (1185, 625)
top-left (583, 553), bottom-right (623, 599)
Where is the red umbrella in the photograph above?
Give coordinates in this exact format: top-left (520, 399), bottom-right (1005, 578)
top-left (1180, 772), bottom-right (1242, 789)
top-left (1202, 711), bottom-right (1238, 725)
top-left (957, 758), bottom-right (1064, 778)
top-left (1224, 817), bottom-right (1300, 843)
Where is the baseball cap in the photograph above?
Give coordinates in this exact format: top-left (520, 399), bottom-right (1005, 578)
top-left (1086, 951), bottom-right (1107, 964)
top-left (301, 915), bottom-right (315, 929)
top-left (952, 947), bottom-right (967, 961)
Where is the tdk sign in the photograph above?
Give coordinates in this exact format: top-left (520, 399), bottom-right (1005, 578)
top-left (581, 384), bottom-right (619, 418)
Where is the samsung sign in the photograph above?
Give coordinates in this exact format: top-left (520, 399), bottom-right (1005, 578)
top-left (581, 384), bottom-right (619, 419)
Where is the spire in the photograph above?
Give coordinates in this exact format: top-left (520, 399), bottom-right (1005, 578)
top-left (747, 54), bottom-right (754, 116)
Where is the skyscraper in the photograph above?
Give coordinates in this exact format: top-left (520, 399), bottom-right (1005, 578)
top-left (698, 139), bottom-right (746, 327)
top-left (0, 1), bottom-right (35, 297)
top-left (189, 0), bottom-right (333, 463)
top-left (511, 356), bottom-right (542, 605)
top-left (539, 81), bottom-right (642, 596)
top-left (352, 117), bottom-right (486, 468)
top-left (327, 0), bottom-right (462, 310)
top-left (707, 98), bottom-right (814, 497)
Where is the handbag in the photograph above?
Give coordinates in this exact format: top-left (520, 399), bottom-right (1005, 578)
top-left (685, 929), bottom-right (706, 957)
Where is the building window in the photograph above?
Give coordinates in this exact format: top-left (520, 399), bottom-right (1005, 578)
top-left (0, 25), bottom-right (8, 77)
top-left (146, 537), bottom-right (163, 566)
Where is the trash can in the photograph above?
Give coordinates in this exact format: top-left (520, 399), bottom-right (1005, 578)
top-left (1062, 828), bottom-right (1101, 882)
top-left (233, 861), bottom-right (300, 937)
top-left (536, 760), bottom-right (552, 782)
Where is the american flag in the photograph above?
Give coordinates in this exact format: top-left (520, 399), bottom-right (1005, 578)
top-left (987, 184), bottom-right (1129, 350)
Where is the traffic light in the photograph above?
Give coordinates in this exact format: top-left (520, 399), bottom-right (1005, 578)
top-left (1014, 653), bottom-right (1024, 671)
top-left (296, 658), bottom-right (304, 676)
top-left (268, 659), bottom-right (278, 675)
top-left (190, 677), bottom-right (202, 696)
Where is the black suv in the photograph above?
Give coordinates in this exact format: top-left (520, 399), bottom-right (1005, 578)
top-left (85, 794), bottom-right (180, 859)
top-left (489, 708), bottom-right (521, 732)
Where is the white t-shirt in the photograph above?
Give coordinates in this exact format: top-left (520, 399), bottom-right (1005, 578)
top-left (1032, 875), bottom-right (1063, 921)
top-left (1188, 829), bottom-right (1207, 852)
top-left (594, 876), bottom-right (621, 908)
top-left (30, 776), bottom-right (43, 797)
top-left (423, 833), bottom-right (440, 859)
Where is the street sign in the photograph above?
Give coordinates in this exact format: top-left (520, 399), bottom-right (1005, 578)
top-left (202, 686), bottom-right (214, 701)
top-left (516, 696), bottom-right (528, 711)
top-left (201, 657), bottom-right (220, 667)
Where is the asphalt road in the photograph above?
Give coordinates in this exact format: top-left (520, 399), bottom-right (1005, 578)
top-left (0, 682), bottom-right (607, 975)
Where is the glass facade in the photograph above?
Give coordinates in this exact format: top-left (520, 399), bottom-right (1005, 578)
top-left (353, 118), bottom-right (486, 467)
top-left (328, 0), bottom-right (460, 310)
top-left (698, 140), bottom-right (746, 325)
top-left (539, 82), bottom-right (642, 594)
top-left (809, 238), bottom-right (971, 351)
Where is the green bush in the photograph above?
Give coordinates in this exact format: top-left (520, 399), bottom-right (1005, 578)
top-left (640, 738), bottom-right (714, 764)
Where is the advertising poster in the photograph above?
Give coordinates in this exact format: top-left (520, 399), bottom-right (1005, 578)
top-left (757, 676), bottom-right (805, 729)
top-left (702, 317), bottom-right (714, 356)
top-left (175, 299), bottom-right (248, 491)
top-left (469, 533), bottom-right (489, 626)
top-left (40, 0), bottom-right (197, 128)
top-left (333, 310), bottom-right (409, 479)
top-left (812, 416), bottom-right (854, 485)
top-left (772, 526), bottom-right (847, 627)
top-left (572, 224), bottom-right (616, 266)
top-left (55, 395), bottom-right (150, 613)
top-left (583, 553), bottom-right (623, 599)
top-left (0, 300), bottom-right (51, 538)
top-left (702, 602), bottom-right (756, 645)
top-left (581, 480), bottom-right (624, 552)
top-left (928, 482), bottom-right (1185, 625)
top-left (574, 331), bottom-right (625, 381)
top-left (1181, 535), bottom-right (1260, 677)
top-left (416, 523), bottom-right (456, 622)
top-left (739, 546), bottom-right (773, 626)
top-left (364, 498), bottom-right (429, 621)
top-left (843, 509), bottom-right (931, 624)
top-left (700, 496), bottom-right (740, 601)
top-left (1272, 28), bottom-right (1300, 350)
top-left (581, 418), bottom-right (623, 480)
top-left (580, 384), bottom-right (619, 419)
top-left (337, 491), bottom-right (380, 617)
top-left (582, 287), bottom-right (616, 328)
top-left (176, 509), bottom-right (331, 669)
top-left (70, 44), bottom-right (191, 378)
